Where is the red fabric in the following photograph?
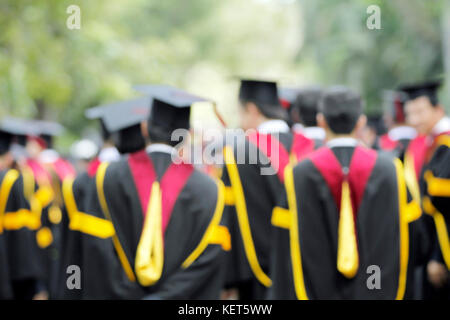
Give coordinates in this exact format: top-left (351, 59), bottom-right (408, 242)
top-left (291, 132), bottom-right (315, 161)
top-left (27, 135), bottom-right (47, 149)
top-left (279, 98), bottom-right (291, 109)
top-left (406, 135), bottom-right (427, 179)
top-left (379, 134), bottom-right (398, 151)
top-left (26, 158), bottom-right (51, 184)
top-left (309, 146), bottom-right (377, 219)
top-left (247, 132), bottom-right (290, 182)
top-left (87, 158), bottom-right (101, 177)
top-left (159, 161), bottom-right (194, 232)
top-left (128, 150), bottom-right (194, 235)
top-left (51, 158), bottom-right (76, 181)
top-left (128, 150), bottom-right (157, 221)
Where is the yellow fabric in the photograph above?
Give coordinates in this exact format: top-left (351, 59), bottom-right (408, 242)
top-left (436, 135), bottom-right (450, 148)
top-left (182, 179), bottom-right (227, 267)
top-left (62, 177), bottom-right (114, 239)
top-left (0, 169), bottom-right (20, 234)
top-left (62, 178), bottom-right (77, 220)
top-left (208, 225), bottom-right (231, 251)
top-left (405, 200), bottom-right (422, 223)
top-left (223, 146), bottom-right (272, 287)
top-left (135, 181), bottom-right (164, 286)
top-left (422, 196), bottom-right (450, 270)
top-left (70, 211), bottom-right (115, 239)
top-left (21, 166), bottom-right (35, 201)
top-left (336, 180), bottom-right (359, 279)
top-left (96, 162), bottom-right (136, 282)
top-left (289, 152), bottom-right (298, 166)
top-left (404, 151), bottom-right (422, 212)
top-left (271, 206), bottom-right (291, 229)
top-left (393, 158), bottom-right (409, 300)
top-left (3, 209), bottom-right (40, 231)
top-left (425, 170), bottom-right (450, 197)
top-left (48, 205), bottom-right (62, 224)
top-left (224, 186), bottom-right (235, 205)
top-left (34, 186), bottom-right (54, 209)
top-left (36, 227), bottom-right (53, 248)
top-left (284, 165), bottom-right (308, 300)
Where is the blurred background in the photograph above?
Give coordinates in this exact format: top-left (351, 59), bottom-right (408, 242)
top-left (0, 0), bottom-right (449, 152)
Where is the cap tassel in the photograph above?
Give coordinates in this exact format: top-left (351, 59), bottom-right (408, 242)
top-left (337, 180), bottom-right (359, 278)
top-left (135, 181), bottom-right (164, 286)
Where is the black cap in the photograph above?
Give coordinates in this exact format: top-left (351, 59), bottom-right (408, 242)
top-left (134, 85), bottom-right (209, 131)
top-left (399, 80), bottom-right (442, 106)
top-left (0, 131), bottom-right (12, 155)
top-left (28, 120), bottom-right (64, 137)
top-left (98, 97), bottom-right (151, 154)
top-left (238, 79), bottom-right (286, 120)
top-left (239, 80), bottom-right (279, 106)
top-left (100, 97), bottom-right (151, 132)
top-left (0, 117), bottom-right (30, 155)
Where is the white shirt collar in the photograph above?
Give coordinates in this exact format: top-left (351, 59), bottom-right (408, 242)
top-left (303, 127), bottom-right (326, 140)
top-left (292, 123), bottom-right (304, 133)
top-left (39, 149), bottom-right (59, 164)
top-left (388, 126), bottom-right (417, 141)
top-left (146, 143), bottom-right (176, 155)
top-left (98, 147), bottom-right (120, 163)
top-left (326, 137), bottom-right (358, 148)
top-left (432, 116), bottom-right (450, 136)
top-left (257, 120), bottom-right (290, 134)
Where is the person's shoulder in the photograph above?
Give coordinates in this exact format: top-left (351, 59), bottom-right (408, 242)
top-left (187, 168), bottom-right (218, 195)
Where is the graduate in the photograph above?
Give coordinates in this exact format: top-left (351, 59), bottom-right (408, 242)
top-left (78, 86), bottom-right (230, 299)
top-left (289, 87), bottom-right (325, 161)
top-left (59, 97), bottom-right (150, 299)
top-left (22, 120), bottom-right (75, 299)
top-left (0, 125), bottom-right (42, 299)
top-left (278, 86), bottom-right (409, 299)
top-left (402, 80), bottom-right (450, 299)
top-left (379, 90), bottom-right (417, 161)
top-left (221, 79), bottom-right (297, 299)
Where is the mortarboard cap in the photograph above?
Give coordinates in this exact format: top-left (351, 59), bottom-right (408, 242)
top-left (398, 80), bottom-right (442, 106)
top-left (239, 79), bottom-right (280, 106)
top-left (238, 79), bottom-right (287, 120)
top-left (101, 97), bottom-right (151, 133)
top-left (134, 85), bottom-right (210, 131)
top-left (98, 97), bottom-right (151, 154)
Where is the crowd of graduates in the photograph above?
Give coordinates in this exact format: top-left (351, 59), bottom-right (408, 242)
top-left (0, 79), bottom-right (449, 300)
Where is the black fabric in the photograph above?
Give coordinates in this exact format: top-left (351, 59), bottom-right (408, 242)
top-left (80, 151), bottom-right (225, 299)
top-left (222, 131), bottom-right (293, 299)
top-left (1, 171), bottom-right (41, 299)
top-left (272, 148), bottom-right (402, 299)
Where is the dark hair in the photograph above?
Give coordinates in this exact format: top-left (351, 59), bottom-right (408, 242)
top-left (319, 86), bottom-right (362, 134)
top-left (292, 88), bottom-right (322, 127)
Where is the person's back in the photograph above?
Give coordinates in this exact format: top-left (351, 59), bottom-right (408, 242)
top-left (276, 86), bottom-right (409, 299)
top-left (80, 86), bottom-right (229, 299)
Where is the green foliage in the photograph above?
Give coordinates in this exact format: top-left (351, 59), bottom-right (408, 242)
top-left (0, 0), bottom-right (447, 152)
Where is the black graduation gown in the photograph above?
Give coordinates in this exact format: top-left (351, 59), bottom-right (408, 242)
top-left (221, 131), bottom-right (293, 299)
top-left (58, 171), bottom-right (94, 299)
top-left (275, 146), bottom-right (407, 299)
top-left (81, 150), bottom-right (227, 299)
top-left (420, 133), bottom-right (450, 299)
top-left (0, 169), bottom-right (41, 299)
